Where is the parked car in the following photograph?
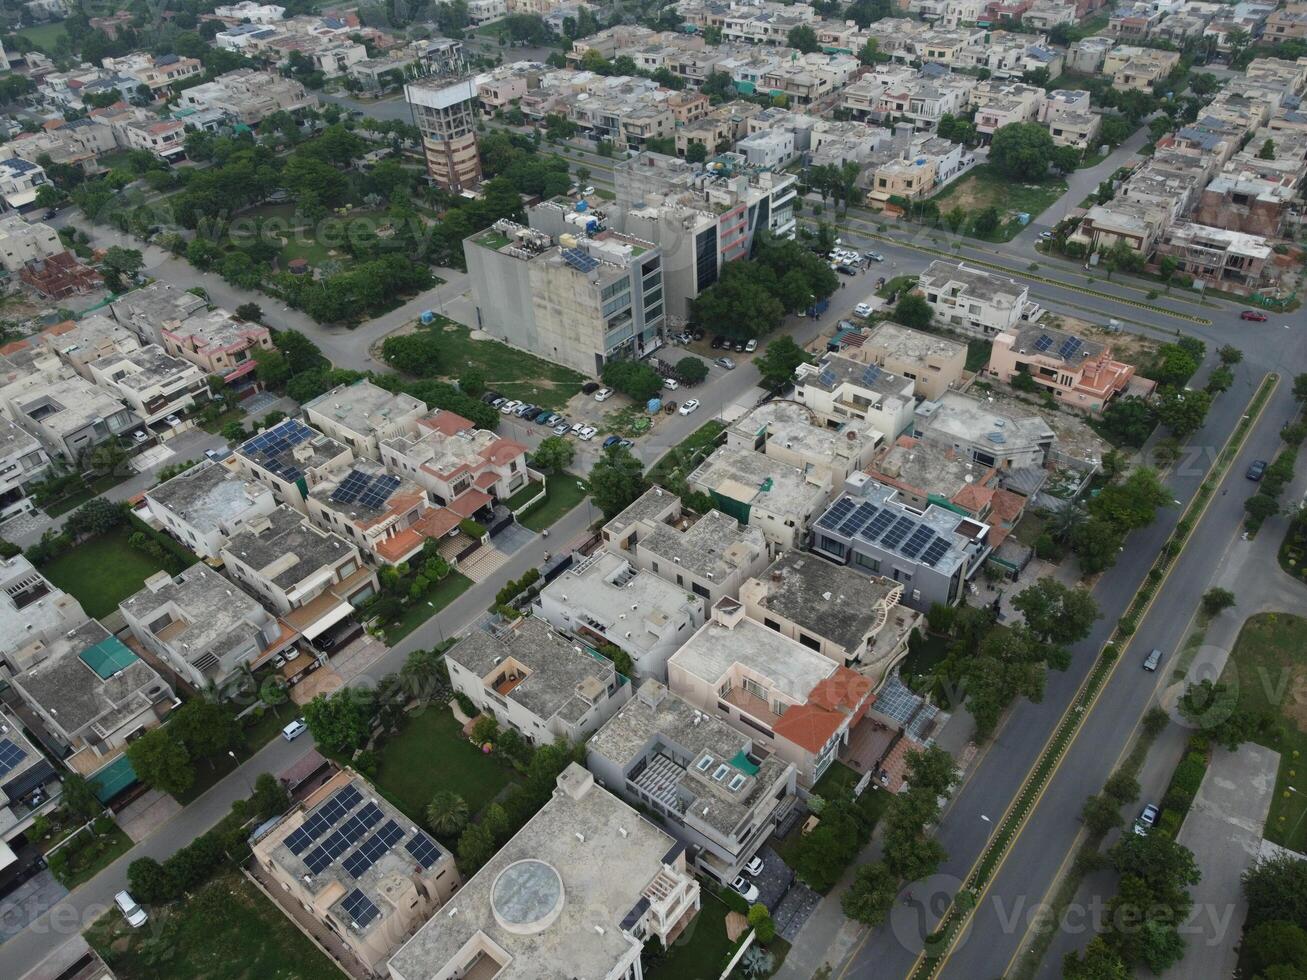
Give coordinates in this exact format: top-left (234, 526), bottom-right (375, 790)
top-left (480, 392), bottom-right (498, 404)
top-left (837, 265), bottom-right (858, 276)
top-left (115, 891), bottom-right (148, 929)
top-left (282, 718), bottom-right (308, 741)
top-left (680, 399), bottom-right (701, 415)
top-left (570, 421), bottom-right (585, 435)
top-left (1247, 459), bottom-right (1268, 480)
top-left (1240, 310), bottom-right (1268, 322)
top-left (500, 399), bottom-right (522, 414)
top-left (1143, 648), bottom-right (1162, 672)
top-left (594, 388), bottom-right (613, 402)
top-left (579, 426), bottom-right (598, 441)
top-left (716, 357), bottom-right (736, 370)
top-left (582, 381), bottom-right (601, 394)
top-left (582, 185), bottom-right (595, 195)
top-left (733, 339), bottom-right (746, 353)
top-left (864, 251), bottom-right (885, 262)
top-left (553, 421), bottom-right (571, 435)
top-left (745, 338), bottom-right (758, 353)
top-left (619, 438), bottom-right (635, 449)
top-left (132, 430), bottom-right (149, 443)
top-left (711, 335), bottom-right (725, 349)
top-left (1039, 231), bottom-right (1055, 240)
top-left (514, 403), bottom-right (536, 418)
top-left (490, 397), bottom-right (506, 409)
top-left (854, 302), bottom-right (873, 317)
top-left (663, 377), bottom-right (679, 391)
top-left (744, 855), bottom-right (765, 877)
top-left (1133, 803), bottom-right (1159, 836)
top-left (731, 876), bottom-right (760, 903)
top-left (602, 435), bottom-right (622, 449)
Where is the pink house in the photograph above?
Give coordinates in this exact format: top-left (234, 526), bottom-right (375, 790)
top-left (987, 323), bottom-right (1152, 414)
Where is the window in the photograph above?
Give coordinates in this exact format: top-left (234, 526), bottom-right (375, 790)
top-left (799, 633), bottom-right (821, 652)
top-left (692, 581), bottom-right (709, 599)
top-left (853, 551), bottom-right (880, 574)
top-left (763, 617), bottom-right (780, 632)
top-left (676, 574), bottom-right (684, 587)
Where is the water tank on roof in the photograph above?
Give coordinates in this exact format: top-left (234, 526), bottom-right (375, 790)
top-left (560, 233), bottom-right (578, 248)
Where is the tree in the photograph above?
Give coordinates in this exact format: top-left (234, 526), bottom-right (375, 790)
top-left (1052, 144), bottom-right (1082, 175)
top-left (858, 38), bottom-right (884, 66)
top-left (1246, 855), bottom-right (1307, 930)
top-left (235, 302), bottom-right (264, 323)
top-left (532, 435), bottom-right (574, 474)
top-left (99, 245), bottom-right (144, 293)
top-left (589, 444), bottom-right (648, 518)
top-left (1099, 396), bottom-right (1156, 448)
top-left (685, 141), bottom-right (708, 163)
top-left (1101, 240), bottom-right (1143, 280)
top-left (1206, 365), bottom-right (1234, 395)
top-left (1293, 373), bottom-right (1307, 403)
top-left (788, 24), bottom-right (819, 53)
top-left (1201, 587), bottom-right (1235, 617)
top-left (842, 862), bottom-right (898, 924)
top-left (1179, 678), bottom-right (1257, 750)
top-left (1246, 492), bottom-right (1280, 525)
top-left (1259, 138), bottom-right (1277, 160)
top-left (747, 902), bottom-right (776, 942)
top-left (471, 714), bottom-right (499, 745)
top-left (990, 123), bottom-right (1056, 181)
top-left (169, 699), bottom-right (241, 762)
top-left (61, 773), bottom-right (102, 823)
top-left (382, 332), bottom-right (442, 376)
top-left (1244, 921), bottom-right (1307, 976)
top-left (1218, 344), bottom-right (1243, 366)
top-left (601, 360), bottom-right (663, 402)
top-left (1105, 833), bottom-right (1200, 971)
top-left (252, 346), bottom-right (291, 389)
top-left (690, 261), bottom-right (785, 340)
top-left (1081, 793), bottom-right (1123, 837)
top-left (251, 772), bottom-right (290, 821)
top-left (126, 729), bottom-right (194, 797)
top-left (675, 356), bottom-right (708, 385)
top-left (1064, 937), bottom-right (1130, 979)
top-left (756, 336), bottom-right (811, 390)
top-left (1155, 386), bottom-right (1210, 438)
top-left (302, 689), bottom-right (374, 751)
top-left (971, 206), bottom-right (1001, 237)
top-left (1011, 578), bottom-right (1100, 647)
top-left (894, 293), bottom-right (933, 330)
top-left (1089, 468), bottom-right (1170, 531)
top-left (426, 790), bottom-right (470, 839)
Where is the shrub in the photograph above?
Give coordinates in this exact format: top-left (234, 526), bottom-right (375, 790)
top-left (453, 691), bottom-right (477, 716)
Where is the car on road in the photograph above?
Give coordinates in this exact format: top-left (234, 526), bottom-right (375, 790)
top-left (594, 388), bottom-right (613, 402)
top-left (43, 208), bottom-right (59, 220)
top-left (745, 338), bottom-right (758, 352)
top-left (854, 302), bottom-right (873, 317)
top-left (864, 251), bottom-right (885, 262)
top-left (602, 435), bottom-right (622, 449)
top-left (115, 891), bottom-right (148, 928)
top-left (731, 876), bottom-right (760, 903)
top-left (1240, 310), bottom-right (1268, 322)
top-left (837, 264), bottom-right (858, 276)
top-left (282, 718), bottom-right (308, 741)
top-left (579, 426), bottom-right (598, 441)
top-left (663, 377), bottom-right (679, 390)
top-left (1143, 648), bottom-right (1162, 672)
top-left (744, 855), bottom-right (765, 877)
top-left (679, 398), bottom-right (700, 415)
top-left (716, 356), bottom-right (736, 370)
top-left (1134, 803), bottom-right (1159, 835)
top-left (1039, 231), bottom-right (1055, 240)
top-left (1247, 459), bottom-right (1268, 480)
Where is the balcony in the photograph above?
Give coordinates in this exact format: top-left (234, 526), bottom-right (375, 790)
top-left (722, 687), bottom-right (780, 727)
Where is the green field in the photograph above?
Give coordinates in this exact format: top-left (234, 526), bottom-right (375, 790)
top-left (648, 894), bottom-right (736, 980)
top-left (50, 825), bottom-right (133, 889)
top-left (15, 21), bottom-right (67, 52)
top-left (41, 526), bottom-right (182, 618)
top-left (519, 473), bottom-right (589, 532)
top-left (372, 706), bottom-right (518, 827)
top-left (1221, 613), bottom-right (1307, 851)
top-left (927, 165), bottom-right (1068, 242)
top-left (86, 871), bottom-right (342, 980)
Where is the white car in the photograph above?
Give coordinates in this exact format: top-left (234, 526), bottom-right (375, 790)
top-left (132, 430), bottom-right (149, 443)
top-left (679, 399), bottom-right (700, 415)
top-left (579, 426), bottom-right (598, 441)
top-left (1134, 803), bottom-right (1159, 836)
top-left (663, 377), bottom-right (679, 391)
top-left (731, 876), bottom-right (760, 903)
top-left (115, 891), bottom-right (148, 929)
top-left (165, 414), bottom-right (182, 427)
top-left (744, 855), bottom-right (765, 877)
top-left (499, 399), bottom-right (522, 414)
top-left (282, 718), bottom-right (308, 741)
top-left (594, 388), bottom-right (613, 402)
top-left (744, 338), bottom-right (758, 353)
top-left (854, 302), bottom-right (873, 317)
top-left (582, 185), bottom-right (595, 195)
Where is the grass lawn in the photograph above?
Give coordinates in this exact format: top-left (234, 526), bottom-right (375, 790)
top-left (927, 165), bottom-right (1068, 242)
top-left (86, 870), bottom-right (341, 980)
top-left (41, 525), bottom-right (184, 618)
top-left (200, 407), bottom-right (245, 434)
top-left (50, 825), bottom-right (133, 889)
top-left (965, 338), bottom-right (992, 373)
top-left (1220, 613), bottom-right (1307, 850)
top-left (42, 470), bottom-right (133, 518)
top-left (504, 477), bottom-right (544, 511)
top-left (647, 420), bottom-right (726, 493)
top-left (876, 275), bottom-right (918, 300)
top-left (1279, 514), bottom-right (1307, 579)
top-left (649, 893), bottom-right (735, 980)
top-left (519, 473), bottom-right (589, 532)
top-left (899, 631), bottom-right (953, 699)
top-left (16, 21), bottom-right (67, 52)
top-left (373, 706), bottom-right (517, 824)
top-left (813, 760), bottom-right (861, 800)
top-left (378, 571), bottom-right (474, 645)
top-left (419, 316), bottom-right (585, 411)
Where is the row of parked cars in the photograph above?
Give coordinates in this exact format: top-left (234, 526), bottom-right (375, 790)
top-left (710, 335), bottom-right (758, 353)
top-left (481, 390), bottom-right (601, 441)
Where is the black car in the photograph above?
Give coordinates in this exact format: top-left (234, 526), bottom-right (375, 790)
top-left (693, 328), bottom-right (705, 341)
top-left (480, 391), bottom-right (499, 404)
top-left (711, 335), bottom-right (725, 349)
top-left (1246, 459), bottom-right (1268, 481)
top-left (582, 381), bottom-right (601, 395)
top-left (837, 265), bottom-right (858, 276)
top-left (733, 339), bottom-right (746, 353)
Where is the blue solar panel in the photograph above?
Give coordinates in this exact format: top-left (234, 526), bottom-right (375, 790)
top-left (881, 516), bottom-right (915, 549)
top-left (838, 502), bottom-right (878, 537)
top-left (921, 537), bottom-right (951, 567)
top-left (900, 525), bottom-right (935, 559)
top-left (404, 832), bottom-right (443, 870)
top-left (340, 888), bottom-right (380, 928)
top-left (861, 364), bottom-right (882, 386)
top-left (1033, 333), bottom-right (1054, 353)
top-left (861, 509), bottom-right (896, 542)
top-left (1058, 337), bottom-right (1083, 359)
top-left (562, 247), bottom-right (599, 273)
top-left (817, 368), bottom-right (838, 387)
top-left (358, 474), bottom-right (401, 510)
top-left (286, 826), bottom-right (315, 855)
top-left (331, 470), bottom-right (372, 504)
top-left (0, 738), bottom-right (26, 777)
top-left (817, 497), bottom-right (854, 530)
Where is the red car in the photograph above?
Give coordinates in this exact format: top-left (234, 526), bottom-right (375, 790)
top-left (1240, 310), bottom-right (1268, 321)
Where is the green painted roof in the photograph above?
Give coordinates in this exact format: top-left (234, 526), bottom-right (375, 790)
top-left (730, 750), bottom-right (760, 775)
top-left (90, 754), bottom-right (137, 803)
top-left (78, 636), bottom-right (139, 680)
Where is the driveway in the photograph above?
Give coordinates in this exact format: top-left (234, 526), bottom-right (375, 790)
top-left (0, 874), bottom-right (66, 944)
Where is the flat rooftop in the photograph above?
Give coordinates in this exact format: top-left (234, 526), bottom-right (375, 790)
top-left (873, 436), bottom-right (993, 500)
top-left (1009, 322), bottom-right (1106, 364)
top-left (670, 611), bottom-right (835, 703)
top-left (747, 551), bottom-right (901, 653)
top-left (689, 445), bottom-right (830, 521)
top-left (916, 391), bottom-right (1055, 451)
top-left (94, 344), bottom-right (195, 392)
top-left (221, 504), bottom-right (354, 592)
top-left (233, 417), bottom-right (348, 484)
top-left (641, 506), bottom-right (767, 582)
top-left (304, 381), bottom-right (425, 440)
top-left (918, 260), bottom-right (1026, 308)
top-left (729, 399), bottom-right (883, 457)
top-left (19, 377), bottom-right (128, 437)
top-left (389, 765), bottom-right (681, 980)
top-left (604, 485), bottom-right (681, 538)
top-left (864, 320), bottom-right (965, 365)
top-left (146, 459), bottom-right (271, 531)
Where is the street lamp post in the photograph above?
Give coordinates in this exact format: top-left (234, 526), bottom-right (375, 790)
top-left (228, 750), bottom-right (253, 795)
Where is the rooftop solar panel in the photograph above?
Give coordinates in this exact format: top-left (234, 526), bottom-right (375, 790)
top-left (838, 502), bottom-right (878, 537)
top-left (861, 364), bottom-right (882, 386)
top-left (921, 537), bottom-right (951, 567)
top-left (816, 497), bottom-right (854, 530)
top-left (0, 738), bottom-right (26, 777)
top-left (901, 525), bottom-right (935, 559)
top-left (341, 888), bottom-right (380, 928)
top-left (405, 832), bottom-right (443, 870)
top-left (881, 516), bottom-right (915, 550)
top-left (861, 509), bottom-right (896, 542)
top-left (1033, 333), bottom-right (1054, 353)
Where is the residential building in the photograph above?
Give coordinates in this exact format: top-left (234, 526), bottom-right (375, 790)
top-left (445, 616), bottom-right (632, 744)
top-left (226, 417), bottom-right (354, 514)
top-left (688, 445), bottom-right (833, 551)
top-left (0, 554), bottom-right (87, 673)
top-left (792, 354), bottom-right (918, 437)
top-left (0, 215), bottom-right (61, 273)
top-left (1103, 46), bottom-right (1181, 92)
top-left (0, 704), bottom-right (62, 848)
top-left (1265, 4), bottom-right (1307, 44)
top-left (1073, 197), bottom-right (1170, 255)
top-left (536, 550), bottom-right (705, 682)
top-left (213, 2), bottom-right (286, 22)
top-left (8, 374), bottom-right (137, 462)
top-left (177, 69), bottom-right (317, 125)
top-left (406, 74), bottom-right (481, 191)
top-left (1153, 222), bottom-right (1274, 294)
top-left (602, 487), bottom-right (771, 608)
top-left (252, 768), bottom-right (460, 974)
top-left (119, 565), bottom-right (291, 693)
top-left (380, 410), bottom-right (533, 511)
top-left (18, 251), bottom-right (103, 299)
top-left (0, 158), bottom-right (49, 210)
top-left (1195, 168), bottom-right (1298, 238)
top-left (303, 381), bottom-right (427, 462)
top-left (736, 128), bottom-right (794, 169)
top-left (388, 763), bottom-right (701, 980)
top-left (37, 314), bottom-right (140, 380)
top-left (971, 80), bottom-right (1046, 138)
top-left (809, 472), bottom-right (992, 610)
top-left (109, 281), bottom-right (208, 346)
top-left (987, 323), bottom-right (1144, 413)
top-left (1048, 110), bottom-right (1101, 150)
top-left (914, 390), bottom-right (1056, 470)
top-left (861, 321), bottom-right (967, 401)
top-left (724, 400), bottom-right (885, 483)
top-left (915, 260), bottom-right (1038, 339)
top-left (1066, 35), bottom-right (1116, 75)
top-left (586, 679), bottom-right (798, 885)
top-left (864, 131), bottom-right (968, 206)
top-left (145, 459), bottom-right (277, 560)
top-left (161, 308), bottom-right (274, 390)
top-left (465, 220), bottom-right (665, 376)
top-left (740, 550), bottom-right (913, 676)
top-left (474, 60), bottom-right (545, 111)
top-left (1108, 3), bottom-right (1163, 39)
top-left (86, 345), bottom-right (207, 427)
top-left (667, 598), bottom-right (875, 787)
top-left (222, 505), bottom-right (377, 646)
top-left (8, 620), bottom-right (175, 779)
top-left (0, 418), bottom-right (50, 520)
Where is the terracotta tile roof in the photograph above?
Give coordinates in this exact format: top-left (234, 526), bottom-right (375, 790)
top-left (474, 470), bottom-right (499, 490)
top-left (480, 437), bottom-right (528, 467)
top-left (448, 488), bottom-right (492, 517)
top-left (989, 487), bottom-right (1026, 524)
top-left (951, 482), bottom-right (994, 514)
top-left (774, 667), bottom-right (874, 754)
top-left (417, 411), bottom-right (473, 436)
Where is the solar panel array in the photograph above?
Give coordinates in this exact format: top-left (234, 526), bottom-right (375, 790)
top-left (359, 474), bottom-right (401, 509)
top-left (817, 495), bottom-right (959, 569)
top-left (562, 247), bottom-right (599, 273)
top-left (341, 819), bottom-right (403, 879)
top-left (1033, 333), bottom-right (1054, 353)
top-left (241, 419), bottom-right (316, 484)
top-left (404, 832), bottom-right (443, 870)
top-left (1058, 336), bottom-right (1083, 359)
top-left (817, 368), bottom-right (838, 388)
top-left (340, 888), bottom-right (380, 929)
top-left (0, 738), bottom-right (26, 777)
top-left (305, 804), bottom-right (385, 875)
top-left (861, 364), bottom-right (882, 386)
top-left (329, 470), bottom-right (402, 510)
top-left (284, 785), bottom-right (364, 857)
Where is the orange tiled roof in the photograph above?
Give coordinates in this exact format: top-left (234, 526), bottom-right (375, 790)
top-left (774, 667), bottom-right (873, 754)
top-left (417, 411), bottom-right (473, 436)
top-left (448, 489), bottom-right (491, 518)
top-left (951, 482), bottom-right (994, 514)
top-left (480, 437), bottom-right (527, 467)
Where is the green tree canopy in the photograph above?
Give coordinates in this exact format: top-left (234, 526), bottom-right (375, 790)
top-left (990, 123), bottom-right (1056, 181)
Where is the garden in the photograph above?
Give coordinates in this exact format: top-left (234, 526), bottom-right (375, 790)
top-left (918, 164), bottom-right (1067, 243)
top-left (46, 817), bottom-right (134, 890)
top-left (357, 539), bottom-right (473, 645)
top-left (516, 473), bottom-right (589, 532)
